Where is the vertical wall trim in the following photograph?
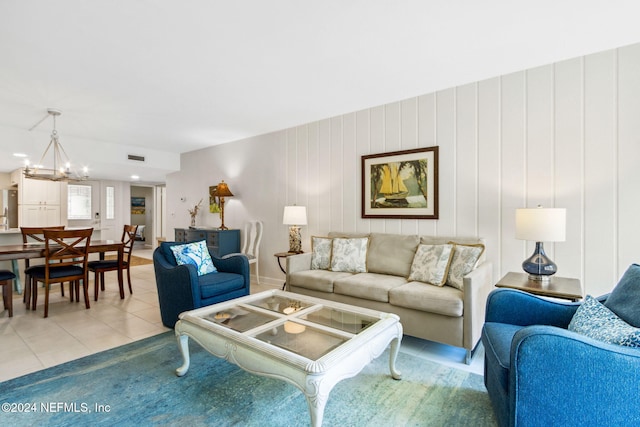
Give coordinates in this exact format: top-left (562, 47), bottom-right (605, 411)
top-left (497, 77), bottom-right (503, 275)
top-left (580, 56), bottom-right (586, 286)
top-left (613, 48), bottom-right (620, 280)
top-left (453, 87), bottom-right (457, 236)
top-left (475, 82), bottom-right (480, 236)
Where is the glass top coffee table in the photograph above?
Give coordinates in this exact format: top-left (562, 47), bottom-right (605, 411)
top-left (174, 290), bottom-right (403, 427)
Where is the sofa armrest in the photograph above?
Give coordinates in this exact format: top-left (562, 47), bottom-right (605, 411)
top-left (510, 325), bottom-right (640, 425)
top-left (153, 248), bottom-right (199, 327)
top-left (286, 252), bottom-right (312, 279)
top-left (485, 288), bottom-right (580, 327)
top-left (462, 261), bottom-right (493, 351)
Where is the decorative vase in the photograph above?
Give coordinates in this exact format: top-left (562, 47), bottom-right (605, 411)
top-left (190, 216), bottom-right (196, 227)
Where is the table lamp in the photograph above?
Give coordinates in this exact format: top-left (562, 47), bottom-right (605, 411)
top-left (515, 206), bottom-right (566, 282)
top-left (283, 205), bottom-right (307, 253)
top-left (212, 180), bottom-right (234, 230)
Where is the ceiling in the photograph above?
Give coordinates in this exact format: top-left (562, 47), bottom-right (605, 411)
top-left (1, 1), bottom-right (639, 184)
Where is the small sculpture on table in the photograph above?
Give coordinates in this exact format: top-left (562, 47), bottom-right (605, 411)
top-left (188, 199), bottom-right (203, 228)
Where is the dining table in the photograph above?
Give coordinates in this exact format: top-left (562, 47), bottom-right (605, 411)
top-left (0, 240), bottom-right (126, 298)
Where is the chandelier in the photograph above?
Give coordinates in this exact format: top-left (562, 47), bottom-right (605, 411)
top-left (24, 108), bottom-right (89, 182)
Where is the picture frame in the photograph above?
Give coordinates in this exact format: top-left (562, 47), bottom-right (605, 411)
top-left (209, 185), bottom-right (221, 214)
top-left (131, 197), bottom-right (145, 215)
top-left (362, 146), bottom-right (438, 219)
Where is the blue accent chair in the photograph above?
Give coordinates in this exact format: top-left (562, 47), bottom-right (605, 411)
top-left (153, 241), bottom-right (250, 328)
top-left (482, 281), bottom-right (640, 426)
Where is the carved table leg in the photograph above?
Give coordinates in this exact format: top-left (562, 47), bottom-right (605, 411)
top-left (175, 334), bottom-right (191, 377)
top-left (389, 329), bottom-right (403, 380)
top-left (304, 383), bottom-right (328, 427)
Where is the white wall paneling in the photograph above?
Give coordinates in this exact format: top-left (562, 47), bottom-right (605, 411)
top-left (168, 43), bottom-right (640, 295)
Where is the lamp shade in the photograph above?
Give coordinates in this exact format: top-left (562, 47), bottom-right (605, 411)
top-left (515, 207), bottom-right (566, 242)
top-left (213, 180), bottom-right (234, 197)
top-left (283, 206), bottom-right (307, 225)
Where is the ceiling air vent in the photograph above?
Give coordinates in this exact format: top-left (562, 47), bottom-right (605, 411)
top-left (128, 154), bottom-right (145, 162)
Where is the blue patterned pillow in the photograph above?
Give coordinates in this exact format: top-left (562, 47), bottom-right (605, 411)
top-left (568, 295), bottom-right (640, 347)
top-left (170, 240), bottom-right (217, 276)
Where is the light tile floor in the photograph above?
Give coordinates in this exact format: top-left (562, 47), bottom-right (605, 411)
top-left (0, 248), bottom-right (484, 383)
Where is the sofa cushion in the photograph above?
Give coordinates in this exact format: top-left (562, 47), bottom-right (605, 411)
top-left (330, 237), bottom-right (368, 273)
top-left (389, 281), bottom-right (464, 317)
top-left (334, 273), bottom-right (408, 303)
top-left (170, 240), bottom-right (217, 276)
top-left (310, 236), bottom-right (333, 270)
top-left (604, 263), bottom-right (640, 328)
top-left (569, 295), bottom-right (640, 347)
top-left (199, 272), bottom-right (245, 299)
top-left (408, 244), bottom-right (454, 286)
top-left (288, 270), bottom-right (353, 293)
top-left (446, 242), bottom-right (485, 290)
top-left (366, 233), bottom-right (420, 277)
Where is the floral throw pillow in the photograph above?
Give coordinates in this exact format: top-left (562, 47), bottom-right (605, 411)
top-left (445, 242), bottom-right (485, 290)
top-left (408, 244), bottom-right (454, 286)
top-left (330, 237), bottom-right (368, 273)
top-left (311, 237), bottom-right (333, 270)
top-left (170, 240), bottom-right (217, 276)
top-left (568, 295), bottom-right (640, 348)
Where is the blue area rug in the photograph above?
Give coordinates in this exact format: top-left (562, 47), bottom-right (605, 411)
top-left (0, 332), bottom-right (496, 426)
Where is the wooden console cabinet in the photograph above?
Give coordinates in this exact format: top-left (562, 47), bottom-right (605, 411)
top-left (174, 228), bottom-right (240, 257)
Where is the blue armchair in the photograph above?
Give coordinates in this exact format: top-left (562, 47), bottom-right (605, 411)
top-left (482, 275), bottom-right (640, 427)
top-left (153, 241), bottom-right (250, 328)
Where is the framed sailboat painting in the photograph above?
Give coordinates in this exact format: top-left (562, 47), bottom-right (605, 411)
top-left (361, 146), bottom-right (438, 219)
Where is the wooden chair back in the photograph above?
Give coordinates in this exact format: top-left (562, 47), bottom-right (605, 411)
top-left (122, 225), bottom-right (138, 264)
top-left (43, 228), bottom-right (93, 276)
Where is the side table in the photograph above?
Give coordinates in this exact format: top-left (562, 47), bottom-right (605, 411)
top-left (274, 252), bottom-right (297, 290)
top-left (495, 272), bottom-right (582, 301)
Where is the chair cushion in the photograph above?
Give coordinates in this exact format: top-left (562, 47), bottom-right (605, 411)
top-left (170, 240), bottom-right (217, 276)
top-left (288, 270), bottom-right (353, 293)
top-left (330, 237), bottom-right (368, 273)
top-left (334, 273), bottom-right (407, 303)
top-left (604, 263), bottom-right (640, 327)
top-left (445, 242), bottom-right (485, 290)
top-left (482, 322), bottom-right (525, 393)
top-left (569, 295), bottom-right (640, 347)
top-left (88, 260), bottom-right (120, 270)
top-left (26, 265), bottom-right (85, 280)
top-left (389, 281), bottom-right (464, 316)
top-left (198, 272), bottom-right (245, 299)
top-left (310, 236), bottom-right (332, 270)
top-left (366, 233), bottom-right (419, 277)
top-left (0, 270), bottom-right (16, 281)
top-left (408, 244), bottom-right (454, 286)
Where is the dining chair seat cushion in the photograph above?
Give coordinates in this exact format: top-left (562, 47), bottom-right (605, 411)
top-left (88, 260), bottom-right (126, 270)
top-left (26, 265), bottom-right (85, 280)
top-left (0, 270), bottom-right (16, 281)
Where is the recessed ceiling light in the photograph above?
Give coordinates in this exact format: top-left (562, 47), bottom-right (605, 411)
top-left (131, 175), bottom-right (140, 180)
top-left (13, 153), bottom-right (27, 158)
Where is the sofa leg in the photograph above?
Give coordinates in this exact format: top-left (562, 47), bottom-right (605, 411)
top-left (465, 349), bottom-right (472, 365)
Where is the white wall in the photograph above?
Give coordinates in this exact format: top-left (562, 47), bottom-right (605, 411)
top-left (167, 43), bottom-right (640, 296)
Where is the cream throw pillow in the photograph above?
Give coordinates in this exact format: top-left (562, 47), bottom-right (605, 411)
top-left (330, 237), bottom-right (368, 273)
top-left (446, 242), bottom-right (485, 290)
top-left (408, 244), bottom-right (454, 286)
top-left (310, 236), bottom-right (332, 270)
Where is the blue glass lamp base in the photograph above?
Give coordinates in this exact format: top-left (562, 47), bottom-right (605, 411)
top-left (522, 242), bottom-right (557, 282)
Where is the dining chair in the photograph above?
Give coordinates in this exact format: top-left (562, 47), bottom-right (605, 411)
top-left (240, 220), bottom-right (263, 284)
top-left (88, 224), bottom-right (137, 301)
top-left (26, 228), bottom-right (93, 318)
top-left (20, 226), bottom-right (66, 308)
top-left (0, 270), bottom-right (16, 317)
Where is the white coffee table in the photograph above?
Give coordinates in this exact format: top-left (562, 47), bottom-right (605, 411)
top-left (174, 290), bottom-right (403, 427)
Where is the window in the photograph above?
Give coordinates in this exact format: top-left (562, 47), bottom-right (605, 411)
top-left (68, 184), bottom-right (92, 220)
top-left (106, 186), bottom-right (115, 219)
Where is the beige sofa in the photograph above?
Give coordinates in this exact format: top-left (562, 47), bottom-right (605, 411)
top-left (286, 232), bottom-right (493, 363)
